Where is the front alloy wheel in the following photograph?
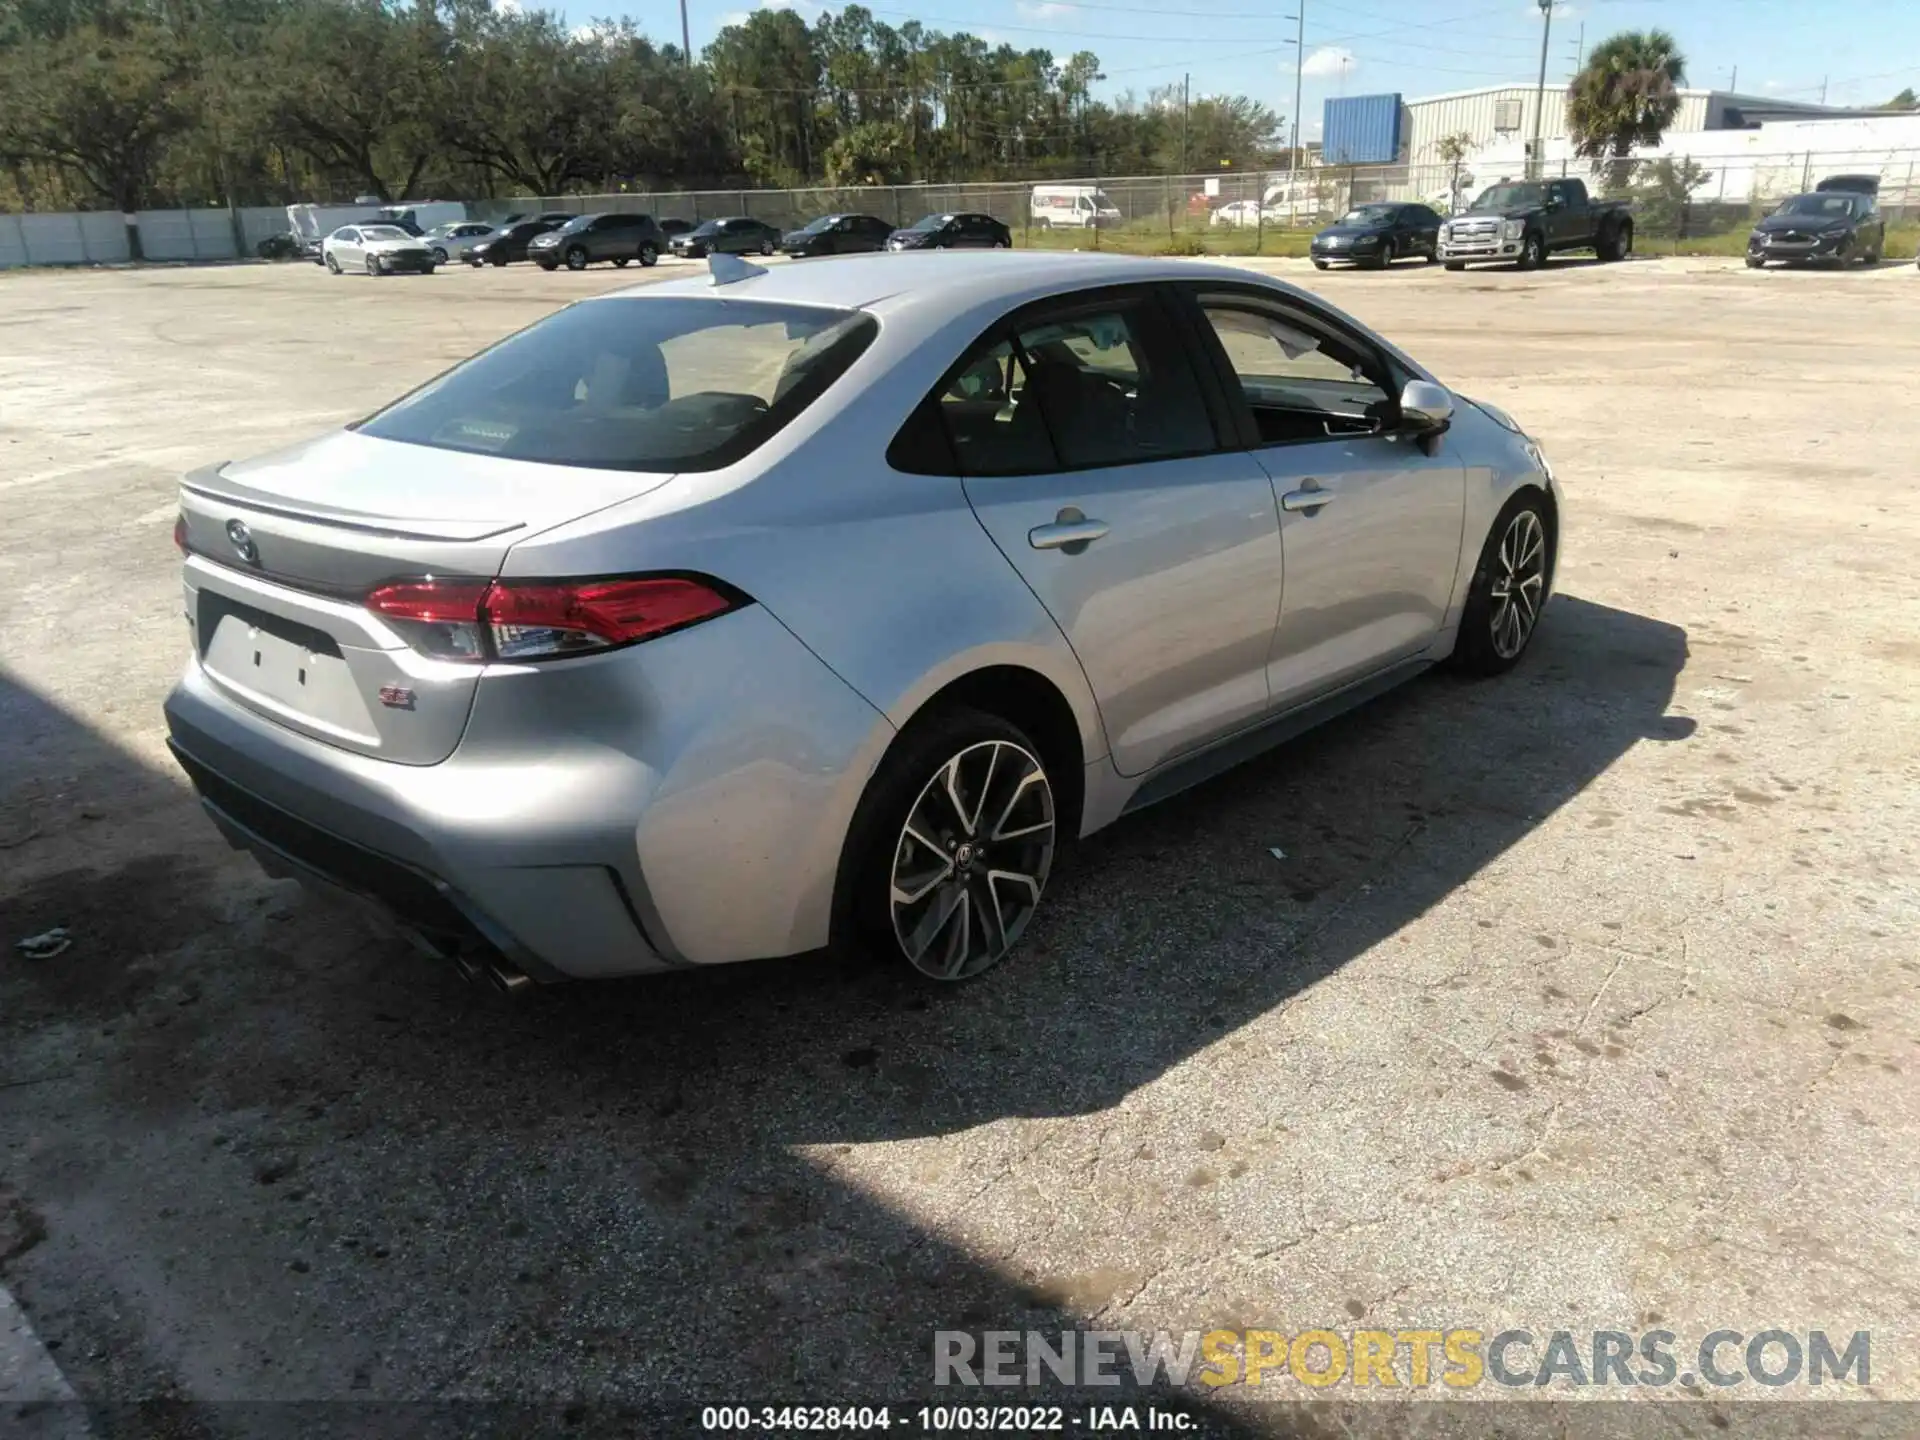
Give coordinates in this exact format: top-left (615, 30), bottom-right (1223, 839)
top-left (566, 245), bottom-right (589, 270)
top-left (889, 737), bottom-right (1055, 980)
top-left (1487, 509), bottom-right (1547, 659)
top-left (1453, 500), bottom-right (1552, 676)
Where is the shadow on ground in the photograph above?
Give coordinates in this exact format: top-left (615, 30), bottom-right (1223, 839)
top-left (0, 593), bottom-right (1691, 1437)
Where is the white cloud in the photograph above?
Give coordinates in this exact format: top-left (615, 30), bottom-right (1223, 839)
top-left (494, 0), bottom-right (519, 11)
top-left (1016, 1), bottom-right (1076, 17)
top-left (1292, 46), bottom-right (1355, 79)
top-left (1762, 78), bottom-right (1785, 92)
top-left (720, 9), bottom-right (750, 22)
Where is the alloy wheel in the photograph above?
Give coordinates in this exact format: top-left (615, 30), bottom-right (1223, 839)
top-left (1488, 509), bottom-right (1547, 659)
top-left (889, 739), bottom-right (1055, 981)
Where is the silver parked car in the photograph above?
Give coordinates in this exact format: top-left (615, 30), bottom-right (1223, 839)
top-left (423, 221), bottom-right (496, 264)
top-left (164, 252), bottom-right (1560, 989)
top-left (321, 224), bottom-right (437, 275)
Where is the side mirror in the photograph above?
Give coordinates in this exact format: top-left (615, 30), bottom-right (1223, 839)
top-left (1399, 380), bottom-right (1454, 435)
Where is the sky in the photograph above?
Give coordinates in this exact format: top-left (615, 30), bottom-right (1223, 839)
top-left (587, 0), bottom-right (1920, 141)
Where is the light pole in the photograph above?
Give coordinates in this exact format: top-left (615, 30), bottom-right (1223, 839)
top-left (1284, 2), bottom-right (1304, 226)
top-left (1530, 0), bottom-right (1553, 178)
top-left (681, 0), bottom-right (692, 66)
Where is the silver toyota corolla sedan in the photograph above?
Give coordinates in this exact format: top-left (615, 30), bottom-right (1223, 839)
top-left (164, 251), bottom-right (1560, 989)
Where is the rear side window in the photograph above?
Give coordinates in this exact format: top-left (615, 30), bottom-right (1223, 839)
top-left (358, 298), bottom-right (876, 473)
top-left (892, 300), bottom-right (1216, 476)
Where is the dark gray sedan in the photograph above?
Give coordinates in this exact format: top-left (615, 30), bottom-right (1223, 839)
top-left (1311, 203), bottom-right (1444, 270)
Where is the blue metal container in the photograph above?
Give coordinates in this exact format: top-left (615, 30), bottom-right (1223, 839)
top-left (1321, 94), bottom-right (1404, 165)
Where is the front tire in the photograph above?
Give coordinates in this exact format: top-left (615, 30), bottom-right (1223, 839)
top-left (1312, 259), bottom-right (1330, 270)
top-left (1515, 232), bottom-right (1545, 271)
top-left (1746, 255), bottom-right (1766, 269)
top-left (565, 245), bottom-right (589, 271)
top-left (758, 239), bottom-right (773, 256)
top-left (365, 254), bottom-right (381, 276)
top-left (432, 246), bottom-right (448, 263)
top-left (1444, 259), bottom-right (1466, 271)
top-left (638, 243), bottom-right (658, 267)
top-left (324, 253), bottom-right (341, 274)
top-left (1451, 497), bottom-right (1553, 676)
top-left (835, 708), bottom-right (1058, 983)
top-left (1371, 236), bottom-right (1395, 269)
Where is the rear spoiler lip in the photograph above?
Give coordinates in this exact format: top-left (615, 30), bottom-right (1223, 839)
top-left (180, 462), bottom-right (525, 544)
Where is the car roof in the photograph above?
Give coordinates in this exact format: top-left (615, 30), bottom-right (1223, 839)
top-left (601, 250), bottom-right (1302, 318)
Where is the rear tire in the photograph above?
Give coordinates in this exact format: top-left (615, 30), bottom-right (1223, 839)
top-left (612, 256), bottom-right (630, 268)
top-left (638, 243), bottom-right (658, 266)
top-left (833, 707), bottom-right (1058, 984)
top-left (759, 239), bottom-right (774, 256)
top-left (1746, 255), bottom-right (1766, 269)
top-left (1451, 496), bottom-right (1553, 677)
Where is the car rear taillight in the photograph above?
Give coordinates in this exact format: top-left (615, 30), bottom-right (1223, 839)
top-left (173, 514), bottom-right (188, 552)
top-left (365, 576), bottom-right (744, 663)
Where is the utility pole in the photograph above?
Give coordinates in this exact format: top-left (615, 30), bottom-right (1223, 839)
top-left (1566, 24), bottom-right (1583, 77)
top-left (1728, 65), bottom-right (1737, 92)
top-left (680, 0), bottom-right (691, 66)
top-left (1285, 0), bottom-right (1305, 226)
top-left (1819, 75), bottom-right (1828, 104)
top-left (1529, 0), bottom-right (1554, 179)
top-left (1181, 73), bottom-right (1189, 174)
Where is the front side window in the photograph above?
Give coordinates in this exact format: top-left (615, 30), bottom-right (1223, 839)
top-left (358, 298), bottom-right (876, 473)
top-left (1198, 300), bottom-right (1391, 445)
top-left (913, 301), bottom-right (1216, 476)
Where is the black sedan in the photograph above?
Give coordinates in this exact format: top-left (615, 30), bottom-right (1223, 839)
top-left (1746, 189), bottom-right (1885, 268)
top-left (886, 213), bottom-right (1012, 251)
top-left (781, 212), bottom-right (894, 257)
top-left (1310, 202), bottom-right (1443, 269)
top-left (670, 217), bottom-right (782, 259)
top-left (467, 219), bottom-right (563, 266)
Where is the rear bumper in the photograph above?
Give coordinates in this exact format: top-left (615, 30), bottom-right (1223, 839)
top-left (163, 604), bottom-right (896, 979)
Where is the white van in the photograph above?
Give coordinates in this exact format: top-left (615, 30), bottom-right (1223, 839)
top-left (286, 201), bottom-right (469, 260)
top-left (1030, 185), bottom-right (1122, 230)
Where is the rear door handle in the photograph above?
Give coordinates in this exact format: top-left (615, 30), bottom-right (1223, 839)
top-left (1029, 510), bottom-right (1110, 552)
top-left (1280, 483), bottom-right (1335, 513)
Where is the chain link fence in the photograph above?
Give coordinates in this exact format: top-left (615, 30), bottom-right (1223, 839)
top-left (464, 149), bottom-right (1920, 251)
top-left (6, 148), bottom-right (1918, 267)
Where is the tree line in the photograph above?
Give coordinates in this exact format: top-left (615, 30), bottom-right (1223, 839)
top-left (0, 0), bottom-right (1285, 213)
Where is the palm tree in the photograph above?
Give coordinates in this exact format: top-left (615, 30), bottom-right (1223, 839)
top-left (1566, 29), bottom-right (1686, 194)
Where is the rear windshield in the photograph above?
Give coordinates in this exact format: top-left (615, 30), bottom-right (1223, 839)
top-left (357, 297), bottom-right (877, 473)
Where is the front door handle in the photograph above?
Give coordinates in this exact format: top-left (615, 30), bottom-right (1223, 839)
top-left (1029, 508), bottom-right (1110, 553)
top-left (1281, 483), bottom-right (1336, 514)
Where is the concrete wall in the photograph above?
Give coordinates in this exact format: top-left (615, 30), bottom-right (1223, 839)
top-left (0, 206), bottom-right (290, 269)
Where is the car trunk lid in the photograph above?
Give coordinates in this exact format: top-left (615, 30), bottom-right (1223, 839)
top-left (178, 430), bottom-right (674, 764)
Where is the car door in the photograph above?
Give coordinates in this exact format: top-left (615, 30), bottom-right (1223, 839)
top-left (1544, 181), bottom-right (1581, 246)
top-left (334, 227), bottom-right (362, 264)
top-left (932, 287), bottom-right (1285, 776)
top-left (1179, 284), bottom-right (1466, 709)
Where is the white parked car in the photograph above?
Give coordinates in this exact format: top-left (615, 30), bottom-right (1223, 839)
top-left (423, 221), bottom-right (495, 263)
top-left (1211, 200), bottom-right (1286, 228)
top-left (321, 224), bottom-right (438, 276)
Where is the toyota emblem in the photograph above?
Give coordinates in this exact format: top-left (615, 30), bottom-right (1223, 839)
top-left (226, 519), bottom-right (259, 564)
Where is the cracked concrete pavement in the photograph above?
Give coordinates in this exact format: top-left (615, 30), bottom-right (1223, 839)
top-left (1, 253), bottom-right (1917, 1434)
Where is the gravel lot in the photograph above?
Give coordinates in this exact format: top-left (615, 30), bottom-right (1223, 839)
top-left (2, 253), bottom-right (1918, 1436)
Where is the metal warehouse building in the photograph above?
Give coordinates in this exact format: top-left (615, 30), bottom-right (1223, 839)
top-left (1323, 86), bottom-right (1847, 169)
